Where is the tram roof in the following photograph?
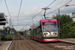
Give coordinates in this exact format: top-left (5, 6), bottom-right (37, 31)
top-left (40, 19), bottom-right (57, 22)
top-left (30, 19), bottom-right (57, 29)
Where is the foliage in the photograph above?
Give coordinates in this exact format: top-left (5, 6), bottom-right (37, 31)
top-left (11, 28), bottom-right (17, 33)
top-left (5, 34), bottom-right (12, 40)
top-left (11, 34), bottom-right (16, 39)
top-left (53, 14), bottom-right (75, 38)
top-left (53, 14), bottom-right (73, 27)
top-left (0, 29), bottom-right (2, 31)
top-left (5, 34), bottom-right (16, 40)
top-left (3, 26), bottom-right (10, 34)
top-left (0, 26), bottom-right (17, 40)
top-left (0, 33), bottom-right (5, 40)
top-left (68, 22), bottom-right (75, 38)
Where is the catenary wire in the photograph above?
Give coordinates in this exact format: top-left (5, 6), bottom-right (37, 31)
top-left (25, 0), bottom-right (56, 26)
top-left (20, 0), bottom-right (56, 29)
top-left (4, 0), bottom-right (12, 17)
top-left (32, 0), bottom-right (56, 19)
top-left (17, 0), bottom-right (23, 18)
top-left (17, 0), bottom-right (23, 27)
top-left (47, 0), bottom-right (72, 15)
top-left (35, 0), bottom-right (72, 22)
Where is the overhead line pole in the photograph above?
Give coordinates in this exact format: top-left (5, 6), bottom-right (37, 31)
top-left (58, 8), bottom-right (60, 38)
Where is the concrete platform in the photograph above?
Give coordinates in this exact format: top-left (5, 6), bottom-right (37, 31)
top-left (0, 41), bottom-right (12, 50)
top-left (0, 41), bottom-right (5, 46)
top-left (58, 38), bottom-right (75, 44)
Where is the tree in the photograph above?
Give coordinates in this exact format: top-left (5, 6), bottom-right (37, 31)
top-left (3, 26), bottom-right (10, 34)
top-left (0, 29), bottom-right (2, 31)
top-left (53, 14), bottom-right (74, 38)
top-left (53, 14), bottom-right (73, 27)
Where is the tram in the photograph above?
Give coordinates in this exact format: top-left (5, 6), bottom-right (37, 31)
top-left (30, 19), bottom-right (58, 42)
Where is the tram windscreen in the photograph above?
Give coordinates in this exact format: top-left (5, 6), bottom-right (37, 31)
top-left (43, 22), bottom-right (57, 31)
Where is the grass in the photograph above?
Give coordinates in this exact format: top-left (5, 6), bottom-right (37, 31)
top-left (26, 37), bottom-right (30, 40)
top-left (5, 34), bottom-right (16, 40)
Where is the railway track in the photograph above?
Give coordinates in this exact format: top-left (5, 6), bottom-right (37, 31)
top-left (22, 35), bottom-right (75, 50)
top-left (28, 40), bottom-right (62, 50)
top-left (8, 34), bottom-right (33, 50)
top-left (8, 34), bottom-right (75, 50)
top-left (26, 39), bottom-right (75, 50)
top-left (46, 41), bottom-right (75, 50)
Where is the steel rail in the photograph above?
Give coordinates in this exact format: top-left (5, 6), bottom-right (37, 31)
top-left (15, 36), bottom-right (17, 50)
top-left (22, 40), bottom-right (33, 50)
top-left (29, 40), bottom-right (47, 50)
top-left (17, 34), bottom-right (33, 50)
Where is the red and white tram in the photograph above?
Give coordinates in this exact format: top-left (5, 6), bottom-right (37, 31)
top-left (30, 19), bottom-right (58, 42)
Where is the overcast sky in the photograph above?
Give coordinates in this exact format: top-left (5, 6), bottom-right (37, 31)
top-left (0, 0), bottom-right (75, 31)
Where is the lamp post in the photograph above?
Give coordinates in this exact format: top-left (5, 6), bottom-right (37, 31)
top-left (42, 7), bottom-right (50, 19)
top-left (58, 8), bottom-right (60, 38)
top-left (65, 4), bottom-right (75, 7)
top-left (9, 18), bottom-right (12, 35)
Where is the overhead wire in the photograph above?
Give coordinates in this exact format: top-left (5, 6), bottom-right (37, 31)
top-left (4, 0), bottom-right (72, 30)
top-left (21, 21), bottom-right (32, 30)
top-left (4, 0), bottom-right (13, 29)
top-left (22, 0), bottom-right (56, 30)
top-left (35, 0), bottom-right (72, 22)
top-left (17, 0), bottom-right (23, 18)
top-left (4, 0), bottom-right (12, 17)
top-left (9, 0), bottom-right (56, 29)
top-left (32, 0), bottom-right (56, 19)
top-left (28, 0), bottom-right (72, 30)
top-left (4, 0), bottom-right (23, 31)
top-left (17, 0), bottom-right (23, 28)
top-left (27, 0), bottom-right (56, 24)
top-left (12, 0), bottom-right (23, 31)
top-left (47, 0), bottom-right (72, 15)
top-left (32, 0), bottom-right (56, 24)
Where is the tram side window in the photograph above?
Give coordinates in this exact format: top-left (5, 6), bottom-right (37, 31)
top-left (34, 29), bottom-right (37, 36)
top-left (31, 29), bottom-right (34, 35)
top-left (37, 27), bottom-right (41, 36)
top-left (37, 28), bottom-right (40, 33)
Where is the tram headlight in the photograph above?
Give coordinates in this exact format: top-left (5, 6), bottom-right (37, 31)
top-left (44, 33), bottom-right (48, 35)
top-left (44, 33), bottom-right (47, 37)
top-left (53, 32), bottom-right (57, 36)
top-left (53, 33), bottom-right (57, 34)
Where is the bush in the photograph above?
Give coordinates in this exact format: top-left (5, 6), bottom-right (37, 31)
top-left (68, 27), bottom-right (75, 38)
top-left (60, 22), bottom-right (75, 38)
top-left (5, 34), bottom-right (12, 40)
top-left (0, 33), bottom-right (5, 40)
top-left (5, 34), bottom-right (16, 40)
top-left (53, 14), bottom-right (75, 38)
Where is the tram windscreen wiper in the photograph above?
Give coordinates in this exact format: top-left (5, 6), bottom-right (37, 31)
top-left (43, 27), bottom-right (51, 34)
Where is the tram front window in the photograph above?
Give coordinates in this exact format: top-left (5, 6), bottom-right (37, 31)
top-left (43, 22), bottom-right (57, 32)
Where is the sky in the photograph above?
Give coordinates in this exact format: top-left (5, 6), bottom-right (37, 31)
top-left (0, 0), bottom-right (75, 31)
